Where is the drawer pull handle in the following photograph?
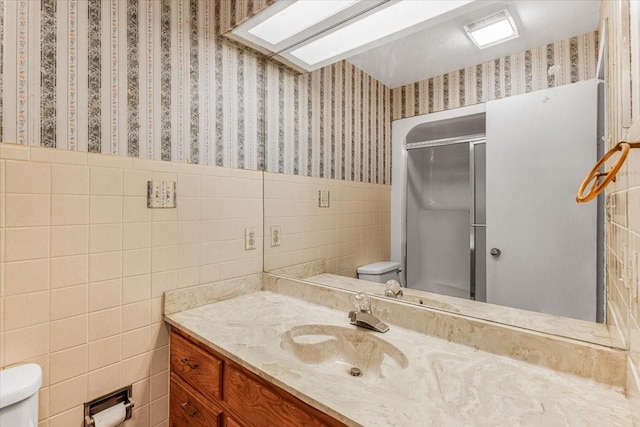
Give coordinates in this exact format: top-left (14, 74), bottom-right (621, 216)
top-left (180, 358), bottom-right (199, 370)
top-left (180, 402), bottom-right (198, 417)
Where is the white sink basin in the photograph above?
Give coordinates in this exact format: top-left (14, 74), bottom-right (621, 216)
top-left (280, 324), bottom-right (408, 379)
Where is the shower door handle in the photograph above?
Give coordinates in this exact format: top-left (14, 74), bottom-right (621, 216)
top-left (490, 248), bottom-right (501, 257)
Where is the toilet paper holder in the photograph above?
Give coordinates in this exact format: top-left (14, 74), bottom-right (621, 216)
top-left (84, 385), bottom-right (134, 427)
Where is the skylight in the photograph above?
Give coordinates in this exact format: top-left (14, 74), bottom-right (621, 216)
top-left (248, 0), bottom-right (361, 46)
top-left (289, 0), bottom-right (473, 66)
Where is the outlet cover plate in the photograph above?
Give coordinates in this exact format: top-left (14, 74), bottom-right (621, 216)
top-left (319, 190), bottom-right (330, 208)
top-left (147, 181), bottom-right (177, 208)
top-left (245, 227), bottom-right (256, 250)
top-left (271, 226), bottom-right (281, 247)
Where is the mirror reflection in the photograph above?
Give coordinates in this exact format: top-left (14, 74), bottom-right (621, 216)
top-left (254, 1), bottom-right (619, 348)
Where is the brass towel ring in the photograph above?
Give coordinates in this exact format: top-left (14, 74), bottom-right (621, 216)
top-left (576, 141), bottom-right (640, 203)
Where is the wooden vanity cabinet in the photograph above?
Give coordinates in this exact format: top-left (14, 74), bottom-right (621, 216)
top-left (170, 332), bottom-right (223, 402)
top-left (224, 416), bottom-right (244, 427)
top-left (170, 373), bottom-right (222, 427)
top-left (169, 328), bottom-right (346, 427)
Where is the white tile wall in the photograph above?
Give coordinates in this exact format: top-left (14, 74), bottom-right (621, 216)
top-left (263, 172), bottom-right (391, 277)
top-left (0, 142), bottom-right (263, 426)
top-left (601, 0), bottom-right (640, 411)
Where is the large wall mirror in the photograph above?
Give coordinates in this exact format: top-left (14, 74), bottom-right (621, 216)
top-left (231, 0), bottom-right (626, 350)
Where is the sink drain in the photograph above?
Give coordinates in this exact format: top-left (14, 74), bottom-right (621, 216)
top-left (349, 367), bottom-right (362, 377)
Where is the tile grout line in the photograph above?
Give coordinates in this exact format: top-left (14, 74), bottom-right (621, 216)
top-left (86, 160), bottom-right (93, 400)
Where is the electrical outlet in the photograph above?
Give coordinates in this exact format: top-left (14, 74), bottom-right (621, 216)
top-left (245, 227), bottom-right (256, 250)
top-left (318, 190), bottom-right (330, 208)
top-left (624, 245), bottom-right (631, 290)
top-left (271, 226), bottom-right (281, 247)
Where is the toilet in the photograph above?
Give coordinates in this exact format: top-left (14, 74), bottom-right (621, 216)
top-left (356, 261), bottom-right (401, 283)
top-left (0, 363), bottom-right (42, 427)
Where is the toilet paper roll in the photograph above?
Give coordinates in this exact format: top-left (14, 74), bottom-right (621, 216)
top-left (92, 402), bottom-right (126, 427)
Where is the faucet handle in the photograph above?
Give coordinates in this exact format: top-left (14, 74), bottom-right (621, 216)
top-left (354, 292), bottom-right (371, 313)
top-left (385, 279), bottom-right (401, 292)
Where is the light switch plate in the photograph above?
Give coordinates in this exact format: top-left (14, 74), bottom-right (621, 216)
top-left (245, 227), bottom-right (256, 250)
top-left (147, 181), bottom-right (177, 208)
top-left (271, 226), bottom-right (281, 247)
top-left (318, 190), bottom-right (330, 208)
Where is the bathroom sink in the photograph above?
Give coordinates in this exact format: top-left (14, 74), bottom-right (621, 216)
top-left (280, 324), bottom-right (408, 379)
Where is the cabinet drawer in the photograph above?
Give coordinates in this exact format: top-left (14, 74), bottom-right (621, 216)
top-left (171, 332), bottom-right (223, 401)
top-left (170, 374), bottom-right (222, 427)
top-left (225, 365), bottom-right (330, 427)
top-left (225, 416), bottom-right (243, 427)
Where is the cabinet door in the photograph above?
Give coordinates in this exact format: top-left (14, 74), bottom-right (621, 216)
top-left (170, 374), bottom-right (221, 427)
top-left (225, 365), bottom-right (330, 427)
top-left (485, 80), bottom-right (597, 321)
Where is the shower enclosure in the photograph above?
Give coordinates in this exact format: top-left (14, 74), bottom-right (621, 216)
top-left (393, 80), bottom-right (600, 322)
top-left (405, 136), bottom-right (486, 301)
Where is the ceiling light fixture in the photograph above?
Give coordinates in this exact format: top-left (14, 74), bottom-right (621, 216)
top-left (247, 0), bottom-right (361, 46)
top-left (289, 0), bottom-right (473, 66)
top-left (464, 10), bottom-right (519, 49)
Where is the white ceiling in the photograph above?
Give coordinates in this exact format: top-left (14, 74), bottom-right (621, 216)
top-left (347, 0), bottom-right (600, 88)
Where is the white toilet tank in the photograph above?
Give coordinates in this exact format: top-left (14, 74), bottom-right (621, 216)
top-left (0, 363), bottom-right (42, 427)
top-left (357, 261), bottom-right (401, 283)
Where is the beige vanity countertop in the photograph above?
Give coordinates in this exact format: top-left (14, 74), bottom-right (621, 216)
top-left (164, 291), bottom-right (633, 427)
top-left (307, 273), bottom-right (621, 348)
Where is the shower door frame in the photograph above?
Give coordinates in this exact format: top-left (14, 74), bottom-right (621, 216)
top-left (402, 135), bottom-right (486, 300)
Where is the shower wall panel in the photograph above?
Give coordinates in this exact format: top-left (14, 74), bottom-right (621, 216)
top-left (406, 143), bottom-right (470, 297)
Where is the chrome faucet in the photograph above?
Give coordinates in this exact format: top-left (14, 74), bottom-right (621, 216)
top-left (384, 280), bottom-right (403, 299)
top-left (348, 293), bottom-right (389, 333)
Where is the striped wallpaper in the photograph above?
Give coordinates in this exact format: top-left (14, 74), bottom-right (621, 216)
top-left (216, 0), bottom-right (275, 36)
top-left (391, 31), bottom-right (599, 121)
top-left (0, 0), bottom-right (268, 170)
top-left (0, 0), bottom-right (598, 187)
top-left (264, 61), bottom-right (391, 184)
top-left (0, 0), bottom-right (391, 184)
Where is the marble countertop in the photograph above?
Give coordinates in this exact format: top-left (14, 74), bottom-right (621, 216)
top-left (165, 291), bottom-right (633, 426)
top-left (306, 273), bottom-right (622, 348)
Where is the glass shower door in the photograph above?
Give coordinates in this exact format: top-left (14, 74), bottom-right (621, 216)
top-left (405, 139), bottom-right (486, 300)
top-left (471, 142), bottom-right (486, 302)
top-left (406, 142), bottom-right (471, 298)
